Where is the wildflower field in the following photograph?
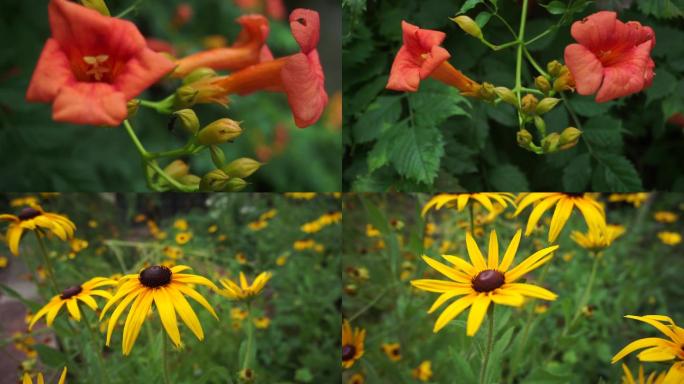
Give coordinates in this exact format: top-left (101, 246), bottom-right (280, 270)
top-left (342, 193), bottom-right (684, 383)
top-left (0, 0), bottom-right (341, 192)
top-left (342, 0), bottom-right (684, 192)
top-left (0, 193), bottom-right (341, 383)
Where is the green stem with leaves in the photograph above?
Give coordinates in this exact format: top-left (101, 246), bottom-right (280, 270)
top-left (83, 309), bottom-right (111, 384)
top-left (242, 302), bottom-right (256, 373)
top-left (515, 0), bottom-right (530, 128)
top-left (564, 252), bottom-right (600, 335)
top-left (34, 232), bottom-right (59, 294)
top-left (479, 307), bottom-right (495, 384)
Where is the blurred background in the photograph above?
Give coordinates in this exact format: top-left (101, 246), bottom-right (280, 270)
top-left (0, 0), bottom-right (341, 192)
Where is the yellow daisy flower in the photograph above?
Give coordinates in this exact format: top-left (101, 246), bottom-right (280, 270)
top-left (100, 265), bottom-right (219, 356)
top-left (608, 193), bottom-right (650, 207)
top-left (570, 224), bottom-right (625, 252)
top-left (248, 220), bottom-right (268, 231)
top-left (342, 319), bottom-right (365, 369)
top-left (411, 230), bottom-right (558, 335)
top-left (10, 196), bottom-right (40, 208)
top-left (612, 315), bottom-right (684, 383)
top-left (0, 256), bottom-right (7, 268)
top-left (412, 361), bottom-right (433, 382)
top-left (347, 372), bottom-right (365, 384)
top-left (219, 271), bottom-right (271, 301)
top-left (514, 193), bottom-right (606, 243)
top-left (0, 206), bottom-right (75, 256)
top-left (208, 224), bottom-right (218, 234)
top-left (22, 367), bottom-right (67, 384)
top-left (621, 364), bottom-right (666, 384)
top-left (653, 211), bottom-right (678, 224)
top-left (285, 192), bottom-right (316, 200)
top-left (381, 342), bottom-right (401, 361)
top-left (175, 232), bottom-right (192, 245)
top-left (253, 316), bottom-right (270, 329)
top-left (422, 193), bottom-right (516, 216)
top-left (28, 277), bottom-right (116, 330)
top-left (658, 231), bottom-right (681, 246)
top-left (173, 218), bottom-right (188, 231)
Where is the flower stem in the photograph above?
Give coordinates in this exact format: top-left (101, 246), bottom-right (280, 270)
top-left (33, 232), bottom-right (59, 294)
top-left (479, 306), bottom-right (495, 384)
top-left (162, 333), bottom-right (172, 384)
top-left (469, 204), bottom-right (475, 234)
top-left (84, 310), bottom-right (110, 384)
top-left (242, 302), bottom-right (255, 372)
top-left (523, 48), bottom-right (549, 78)
top-left (564, 252), bottom-right (600, 335)
top-left (515, 0), bottom-right (530, 130)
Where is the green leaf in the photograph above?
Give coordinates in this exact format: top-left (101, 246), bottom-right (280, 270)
top-left (592, 153), bottom-right (643, 192)
top-left (388, 123), bottom-right (445, 184)
top-left (475, 11), bottom-right (492, 28)
top-left (583, 116), bottom-right (623, 151)
top-left (458, 0), bottom-right (484, 14)
top-left (35, 344), bottom-right (67, 367)
top-left (541, 1), bottom-right (567, 15)
top-left (488, 164), bottom-right (530, 191)
top-left (367, 134), bottom-right (391, 173)
top-left (646, 69), bottom-right (676, 105)
top-left (295, 368), bottom-right (314, 382)
top-left (570, 97), bottom-right (614, 117)
top-left (637, 0), bottom-right (684, 19)
top-left (408, 82), bottom-right (470, 128)
top-left (352, 96), bottom-right (402, 143)
top-left (347, 75), bottom-right (388, 117)
top-left (562, 153), bottom-right (591, 192)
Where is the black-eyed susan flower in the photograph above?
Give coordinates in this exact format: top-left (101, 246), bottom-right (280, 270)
top-left (342, 319), bottom-right (365, 369)
top-left (653, 211), bottom-right (678, 224)
top-left (231, 307), bottom-right (249, 321)
top-left (10, 196), bottom-right (40, 208)
top-left (411, 230), bottom-right (558, 335)
top-left (612, 315), bottom-right (684, 382)
top-left (235, 252), bottom-right (248, 264)
top-left (253, 316), bottom-right (270, 329)
top-left (29, 277), bottom-right (116, 330)
top-left (208, 224), bottom-right (218, 234)
top-left (514, 193), bottom-right (606, 243)
top-left (100, 265), bottom-right (219, 355)
top-left (421, 193), bottom-right (516, 216)
top-left (608, 193), bottom-right (650, 207)
top-left (570, 224), bottom-right (625, 252)
top-left (22, 367), bottom-right (67, 384)
top-left (219, 271), bottom-right (271, 301)
top-left (347, 372), bottom-right (364, 384)
top-left (621, 364), bottom-right (666, 384)
top-left (173, 218), bottom-right (189, 231)
top-left (412, 361), bottom-right (433, 382)
top-left (657, 231), bottom-right (681, 246)
top-left (0, 206), bottom-right (75, 256)
top-left (175, 232), bottom-right (192, 245)
top-left (381, 342), bottom-right (402, 361)
top-left (248, 220), bottom-right (268, 231)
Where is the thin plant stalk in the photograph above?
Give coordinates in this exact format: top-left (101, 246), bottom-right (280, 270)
top-left (564, 251), bottom-right (600, 334)
top-left (83, 309), bottom-right (111, 384)
top-left (34, 231), bottom-right (59, 294)
top-left (479, 307), bottom-right (495, 384)
top-left (242, 302), bottom-right (256, 372)
top-left (162, 332), bottom-right (172, 384)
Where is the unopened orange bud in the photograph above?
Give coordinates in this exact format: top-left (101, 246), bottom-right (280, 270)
top-left (521, 94), bottom-right (538, 114)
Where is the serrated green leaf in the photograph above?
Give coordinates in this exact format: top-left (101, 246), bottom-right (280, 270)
top-left (562, 153), bottom-right (591, 192)
top-left (583, 116), bottom-right (623, 151)
top-left (352, 96), bottom-right (402, 143)
top-left (389, 124), bottom-right (444, 184)
top-left (409, 83), bottom-right (470, 128)
top-left (488, 164), bottom-right (530, 191)
top-left (458, 0), bottom-right (484, 14)
top-left (348, 75), bottom-right (389, 117)
top-left (637, 0), bottom-right (684, 19)
top-left (592, 153), bottom-right (643, 191)
top-left (570, 97), bottom-right (614, 117)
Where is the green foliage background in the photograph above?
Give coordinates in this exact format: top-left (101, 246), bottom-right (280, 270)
top-left (0, 193), bottom-right (341, 383)
top-left (343, 0), bottom-right (684, 192)
top-left (342, 193), bottom-right (684, 383)
top-left (0, 0), bottom-right (341, 192)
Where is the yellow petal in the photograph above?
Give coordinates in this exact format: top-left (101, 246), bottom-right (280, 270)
top-left (77, 294), bottom-right (98, 310)
top-left (548, 198), bottom-right (574, 243)
top-left (442, 255), bottom-right (476, 276)
top-left (625, 315), bottom-right (680, 343)
top-left (173, 283), bottom-right (218, 319)
top-left (471, 195), bottom-right (494, 213)
top-left (433, 294), bottom-right (476, 333)
top-left (58, 367), bottom-right (67, 384)
top-left (37, 373), bottom-right (44, 384)
top-left (411, 279), bottom-right (471, 293)
top-left (154, 287), bottom-right (181, 347)
top-left (505, 245), bottom-right (558, 282)
top-left (7, 224), bottom-right (23, 256)
top-left (524, 195), bottom-right (562, 236)
top-left (66, 299), bottom-right (81, 321)
top-left (457, 195), bottom-right (470, 211)
top-left (167, 284), bottom-right (204, 340)
top-left (514, 193), bottom-right (553, 216)
top-left (428, 290), bottom-right (469, 314)
top-left (46, 300), bottom-right (65, 326)
top-left (29, 297), bottom-right (58, 330)
top-left (499, 230), bottom-right (522, 272)
top-left (421, 255), bottom-right (471, 283)
top-left (466, 294), bottom-right (491, 336)
top-left (487, 230), bottom-right (499, 269)
top-left (490, 291), bottom-right (525, 307)
top-left (465, 232), bottom-right (486, 270)
top-left (611, 337), bottom-right (673, 363)
top-left (22, 372), bottom-right (32, 384)
top-left (172, 274), bottom-right (219, 291)
top-left (106, 287), bottom-right (142, 346)
top-left (122, 290), bottom-right (154, 355)
top-left (100, 280), bottom-right (140, 319)
top-left (637, 346), bottom-right (676, 362)
top-left (503, 283), bottom-right (557, 301)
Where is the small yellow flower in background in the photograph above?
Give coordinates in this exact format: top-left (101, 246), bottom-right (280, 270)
top-left (12, 331), bottom-right (37, 358)
top-left (253, 316), bottom-right (270, 329)
top-left (400, 261), bottom-right (416, 281)
top-left (22, 367), bottom-right (67, 384)
top-left (342, 319), bottom-right (365, 369)
top-left (147, 220), bottom-right (167, 240)
top-left (259, 209), bottom-right (278, 221)
top-left (0, 206), bottom-right (76, 256)
top-left (534, 303), bottom-right (549, 314)
top-left (69, 238), bottom-right (88, 255)
top-left (133, 214), bottom-right (147, 223)
top-left (230, 307), bottom-right (249, 321)
top-left (439, 240), bottom-right (454, 254)
top-left (235, 252), bottom-right (248, 264)
top-left (515, 193), bottom-right (606, 243)
top-left (412, 360), bottom-right (433, 382)
top-left (570, 224), bottom-right (625, 252)
top-left (87, 220), bottom-right (98, 229)
top-left (10, 196), bottom-right (40, 207)
top-left (621, 364), bottom-right (666, 384)
top-left (658, 231), bottom-right (681, 246)
top-left (219, 271), bottom-right (271, 301)
top-left (248, 220), bottom-right (268, 231)
top-left (276, 254), bottom-right (288, 266)
top-left (217, 234), bottom-right (228, 242)
top-left (654, 211), bottom-right (678, 223)
top-left (365, 224), bottom-right (380, 238)
top-left (29, 277), bottom-right (116, 330)
top-left (421, 193), bottom-right (516, 216)
top-left (425, 223), bottom-right (437, 236)
top-left (163, 246), bottom-right (184, 260)
top-left (411, 230), bottom-right (558, 336)
top-left (100, 265), bottom-right (219, 355)
top-left (300, 211), bottom-right (342, 233)
top-left (346, 266), bottom-right (370, 281)
top-left (0, 256), bottom-right (8, 268)
top-left (208, 224), bottom-right (218, 234)
top-left (175, 232), bottom-right (192, 245)
top-left (285, 193), bottom-right (317, 200)
top-left (608, 193), bottom-right (650, 207)
top-left (612, 315), bottom-right (684, 382)
top-left (173, 218), bottom-right (189, 231)
top-left (562, 252), bottom-right (574, 262)
top-left (294, 239), bottom-right (314, 250)
top-left (347, 372), bottom-right (365, 384)
top-left (381, 342), bottom-right (401, 361)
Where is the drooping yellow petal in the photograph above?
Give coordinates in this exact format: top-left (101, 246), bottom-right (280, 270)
top-left (471, 195), bottom-right (494, 213)
top-left (29, 297), bottom-right (59, 330)
top-left (173, 274), bottom-right (220, 291)
top-left (465, 232), bottom-right (486, 270)
top-left (456, 195), bottom-right (470, 211)
top-left (167, 284), bottom-right (204, 340)
top-left (22, 372), bottom-right (32, 384)
top-left (154, 287), bottom-right (181, 347)
top-left (428, 290), bottom-right (470, 314)
top-left (625, 315), bottom-right (680, 343)
top-left (466, 294), bottom-right (491, 336)
top-left (637, 346), bottom-right (676, 362)
top-left (46, 300), bottom-right (65, 326)
top-left (7, 224), bottom-right (23, 256)
top-left (58, 367), bottom-right (67, 384)
top-left (122, 290), bottom-right (154, 355)
top-left (77, 294), bottom-right (98, 310)
top-left (173, 283), bottom-right (218, 319)
top-left (548, 198), bottom-right (574, 243)
top-left (487, 230), bottom-right (499, 269)
top-left (575, 199), bottom-right (606, 234)
top-left (433, 294), bottom-right (476, 333)
top-left (611, 337), bottom-right (673, 363)
top-left (621, 364), bottom-right (635, 384)
top-left (523, 195), bottom-right (562, 236)
top-left (100, 280), bottom-right (140, 319)
top-left (498, 230), bottom-right (522, 272)
top-left (37, 373), bottom-right (44, 384)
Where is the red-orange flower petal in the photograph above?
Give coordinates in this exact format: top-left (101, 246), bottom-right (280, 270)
top-left (283, 51), bottom-right (328, 128)
top-left (26, 39), bottom-right (75, 103)
top-left (564, 11), bottom-right (655, 103)
top-left (289, 8), bottom-right (320, 55)
top-left (52, 83), bottom-right (127, 126)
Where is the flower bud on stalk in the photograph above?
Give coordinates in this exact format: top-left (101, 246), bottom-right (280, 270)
top-left (210, 145), bottom-right (226, 168)
top-left (547, 60), bottom-right (563, 77)
top-left (516, 129), bottom-right (533, 148)
top-left (521, 94), bottom-right (538, 115)
top-left (224, 178), bottom-right (248, 192)
top-left (163, 160), bottom-right (189, 180)
top-left (199, 169), bottom-right (231, 191)
top-left (477, 82), bottom-right (497, 102)
top-left (533, 115), bottom-right (546, 133)
top-left (174, 85), bottom-right (200, 109)
top-left (179, 174), bottom-right (201, 186)
top-left (451, 16), bottom-right (483, 39)
top-left (554, 70), bottom-right (575, 92)
top-left (182, 67), bottom-right (217, 85)
top-left (542, 133), bottom-right (560, 153)
top-left (221, 158), bottom-right (262, 178)
top-left (534, 76), bottom-right (551, 95)
top-left (494, 87), bottom-right (517, 105)
top-left (127, 99), bottom-right (140, 117)
top-left (173, 109), bottom-right (199, 134)
top-left (536, 98), bottom-right (560, 115)
top-left (559, 127), bottom-right (582, 149)
top-left (197, 119), bottom-right (242, 145)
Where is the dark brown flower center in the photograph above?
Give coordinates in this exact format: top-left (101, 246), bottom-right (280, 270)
top-left (391, 348), bottom-right (400, 356)
top-left (139, 265), bottom-right (172, 288)
top-left (472, 270), bottom-right (505, 292)
top-left (564, 193), bottom-right (584, 198)
top-left (342, 344), bottom-right (356, 361)
top-left (60, 285), bottom-right (83, 299)
top-left (18, 207), bottom-right (41, 221)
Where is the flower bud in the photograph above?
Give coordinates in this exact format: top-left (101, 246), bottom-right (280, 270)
top-left (535, 98), bottom-right (560, 115)
top-left (210, 145), bottom-right (226, 168)
top-left (197, 119), bottom-right (242, 145)
top-left (553, 71), bottom-right (576, 92)
top-left (182, 67), bottom-right (217, 85)
top-left (199, 169), bottom-right (230, 191)
top-left (477, 82), bottom-right (497, 102)
top-left (224, 177), bottom-right (247, 192)
top-left (221, 158), bottom-right (262, 178)
top-left (559, 127), bottom-right (582, 149)
top-left (174, 85), bottom-right (199, 109)
top-left (179, 174), bottom-right (201, 186)
top-left (127, 99), bottom-right (140, 117)
top-left (494, 87), bottom-right (517, 105)
top-left (163, 160), bottom-right (189, 180)
top-left (516, 129), bottom-right (533, 148)
top-left (542, 132), bottom-right (560, 153)
top-left (534, 76), bottom-right (551, 95)
top-left (80, 0), bottom-right (110, 16)
top-left (547, 60), bottom-right (563, 77)
top-left (451, 16), bottom-right (483, 39)
top-left (173, 109), bottom-right (199, 134)
top-left (533, 115), bottom-right (546, 133)
top-left (521, 94), bottom-right (538, 115)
